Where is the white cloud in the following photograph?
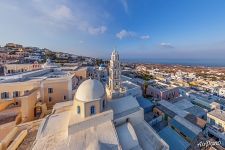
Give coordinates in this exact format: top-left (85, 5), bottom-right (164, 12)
top-left (116, 29), bottom-right (150, 40)
top-left (116, 29), bottom-right (136, 39)
top-left (50, 5), bottom-right (73, 20)
top-left (140, 35), bottom-right (150, 40)
top-left (120, 0), bottom-right (129, 14)
top-left (88, 26), bottom-right (107, 35)
top-left (27, 0), bottom-right (108, 35)
top-left (160, 42), bottom-right (174, 48)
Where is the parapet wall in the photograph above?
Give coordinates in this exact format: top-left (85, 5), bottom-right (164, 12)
top-left (68, 110), bottom-right (113, 134)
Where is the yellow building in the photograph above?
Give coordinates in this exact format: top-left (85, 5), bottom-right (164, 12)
top-left (0, 68), bottom-right (76, 109)
top-left (0, 67), bottom-right (77, 128)
top-left (0, 60), bottom-right (79, 127)
top-left (206, 109), bottom-right (225, 147)
top-left (207, 109), bottom-right (225, 130)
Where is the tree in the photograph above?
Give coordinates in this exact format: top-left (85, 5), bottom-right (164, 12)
top-left (143, 80), bottom-right (148, 97)
top-left (45, 52), bottom-right (56, 60)
top-left (96, 59), bottom-right (103, 66)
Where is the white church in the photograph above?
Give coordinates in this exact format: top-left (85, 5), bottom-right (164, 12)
top-left (32, 50), bottom-right (169, 150)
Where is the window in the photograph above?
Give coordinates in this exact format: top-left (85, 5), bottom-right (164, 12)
top-left (77, 106), bottom-right (80, 114)
top-left (1, 92), bottom-right (9, 99)
top-left (210, 118), bottom-right (215, 125)
top-left (48, 97), bottom-right (52, 102)
top-left (64, 95), bottom-right (66, 100)
top-left (24, 90), bottom-right (29, 95)
top-left (13, 91), bottom-right (20, 98)
top-left (90, 105), bottom-right (95, 115)
top-left (48, 88), bottom-right (53, 93)
top-left (102, 100), bottom-right (105, 108)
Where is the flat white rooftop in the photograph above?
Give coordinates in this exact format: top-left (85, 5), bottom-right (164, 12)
top-left (173, 115), bottom-right (202, 135)
top-left (33, 108), bottom-right (120, 150)
top-left (158, 100), bottom-right (189, 117)
top-left (133, 121), bottom-right (169, 150)
top-left (107, 95), bottom-right (141, 119)
top-left (116, 122), bottom-right (141, 150)
top-left (0, 68), bottom-right (70, 83)
top-left (68, 120), bottom-right (120, 150)
top-left (149, 81), bottom-right (177, 91)
top-left (173, 98), bottom-right (194, 110)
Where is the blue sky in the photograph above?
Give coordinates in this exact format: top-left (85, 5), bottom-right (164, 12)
top-left (0, 0), bottom-right (225, 59)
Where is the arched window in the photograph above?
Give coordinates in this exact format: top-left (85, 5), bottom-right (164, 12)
top-left (77, 106), bottom-right (80, 114)
top-left (90, 105), bottom-right (95, 115)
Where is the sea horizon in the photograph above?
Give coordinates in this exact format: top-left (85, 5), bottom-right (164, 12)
top-left (121, 58), bottom-right (225, 67)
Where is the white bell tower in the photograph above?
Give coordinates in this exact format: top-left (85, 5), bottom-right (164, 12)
top-left (107, 49), bottom-right (121, 98)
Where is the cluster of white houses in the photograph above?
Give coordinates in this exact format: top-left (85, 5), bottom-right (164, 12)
top-left (1, 49), bottom-right (225, 150)
top-left (0, 50), bottom-right (169, 150)
top-left (31, 50), bottom-right (168, 150)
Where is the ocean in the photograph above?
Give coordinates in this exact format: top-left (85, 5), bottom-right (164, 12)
top-left (121, 58), bottom-right (225, 67)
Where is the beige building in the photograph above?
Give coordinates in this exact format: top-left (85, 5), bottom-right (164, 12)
top-left (0, 60), bottom-right (77, 126)
top-left (0, 51), bottom-right (22, 64)
top-left (206, 109), bottom-right (225, 147)
top-left (74, 66), bottom-right (99, 80)
top-left (0, 87), bottom-right (47, 126)
top-left (5, 43), bottom-right (23, 49)
top-left (0, 69), bottom-right (75, 109)
top-left (146, 80), bottom-right (179, 101)
top-left (4, 62), bottom-right (42, 75)
top-left (207, 109), bottom-right (225, 129)
top-left (71, 66), bottom-right (100, 90)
